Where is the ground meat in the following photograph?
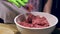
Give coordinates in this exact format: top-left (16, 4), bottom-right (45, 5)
top-left (18, 14), bottom-right (49, 28)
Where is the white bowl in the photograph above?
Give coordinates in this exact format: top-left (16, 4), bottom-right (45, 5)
top-left (14, 12), bottom-right (58, 34)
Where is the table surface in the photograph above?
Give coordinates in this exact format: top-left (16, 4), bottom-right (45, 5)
top-left (0, 23), bottom-right (60, 34)
top-left (0, 23), bottom-right (21, 34)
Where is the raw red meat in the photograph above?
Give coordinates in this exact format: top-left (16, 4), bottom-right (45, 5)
top-left (18, 14), bottom-right (49, 28)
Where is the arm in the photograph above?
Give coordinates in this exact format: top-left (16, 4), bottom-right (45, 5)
top-left (43, 0), bottom-right (52, 13)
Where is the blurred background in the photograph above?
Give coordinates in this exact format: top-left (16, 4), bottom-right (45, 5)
top-left (51, 0), bottom-right (60, 28)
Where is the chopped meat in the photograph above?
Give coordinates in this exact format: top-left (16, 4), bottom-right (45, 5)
top-left (18, 14), bottom-right (49, 28)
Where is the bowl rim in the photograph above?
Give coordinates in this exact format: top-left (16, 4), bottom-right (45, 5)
top-left (14, 12), bottom-right (58, 30)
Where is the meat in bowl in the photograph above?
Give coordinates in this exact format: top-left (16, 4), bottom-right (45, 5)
top-left (18, 14), bottom-right (49, 28)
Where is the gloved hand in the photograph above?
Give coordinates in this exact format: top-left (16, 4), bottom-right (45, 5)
top-left (8, 0), bottom-right (28, 7)
top-left (7, 0), bottom-right (34, 12)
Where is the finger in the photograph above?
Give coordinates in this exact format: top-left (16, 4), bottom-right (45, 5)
top-left (17, 0), bottom-right (26, 6)
top-left (23, 0), bottom-right (28, 3)
top-left (8, 0), bottom-right (20, 7)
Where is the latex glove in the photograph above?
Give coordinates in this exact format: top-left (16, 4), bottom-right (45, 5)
top-left (8, 0), bottom-right (28, 7)
top-left (8, 0), bottom-right (33, 12)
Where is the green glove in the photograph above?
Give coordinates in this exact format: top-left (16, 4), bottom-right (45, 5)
top-left (8, 0), bottom-right (28, 7)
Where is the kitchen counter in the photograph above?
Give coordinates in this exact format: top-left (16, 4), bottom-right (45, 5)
top-left (0, 23), bottom-right (21, 34)
top-left (0, 23), bottom-right (60, 34)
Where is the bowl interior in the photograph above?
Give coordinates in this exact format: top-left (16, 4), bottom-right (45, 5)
top-left (14, 12), bottom-right (58, 29)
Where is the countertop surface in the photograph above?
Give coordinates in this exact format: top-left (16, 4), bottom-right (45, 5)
top-left (0, 23), bottom-right (21, 34)
top-left (0, 23), bottom-right (60, 34)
